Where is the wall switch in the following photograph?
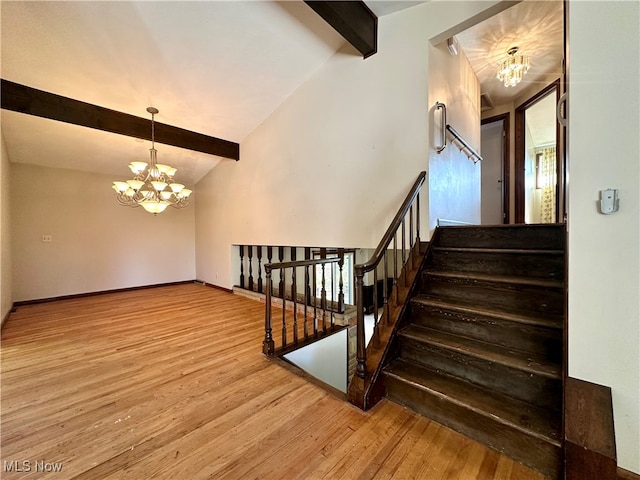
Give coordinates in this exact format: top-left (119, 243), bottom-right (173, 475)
top-left (42, 235), bottom-right (52, 243)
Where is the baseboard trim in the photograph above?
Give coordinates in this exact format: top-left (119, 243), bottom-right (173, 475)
top-left (196, 280), bottom-right (233, 294)
top-left (12, 281), bottom-right (196, 308)
top-left (619, 467), bottom-right (640, 480)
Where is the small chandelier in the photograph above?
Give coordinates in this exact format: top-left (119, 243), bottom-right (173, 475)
top-left (112, 107), bottom-right (192, 214)
top-left (497, 47), bottom-right (530, 88)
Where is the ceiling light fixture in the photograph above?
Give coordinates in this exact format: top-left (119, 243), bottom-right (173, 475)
top-left (497, 47), bottom-right (530, 88)
top-left (112, 107), bottom-right (192, 214)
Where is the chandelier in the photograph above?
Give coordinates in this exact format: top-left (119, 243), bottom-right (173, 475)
top-left (497, 47), bottom-right (530, 88)
top-left (112, 107), bottom-right (192, 214)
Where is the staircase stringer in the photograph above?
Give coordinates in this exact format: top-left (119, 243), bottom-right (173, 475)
top-left (347, 235), bottom-right (438, 410)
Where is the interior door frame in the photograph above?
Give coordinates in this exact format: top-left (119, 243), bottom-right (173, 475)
top-left (514, 79), bottom-right (561, 224)
top-left (481, 112), bottom-right (510, 224)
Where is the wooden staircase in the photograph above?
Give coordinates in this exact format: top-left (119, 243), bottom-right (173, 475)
top-left (381, 224), bottom-right (565, 478)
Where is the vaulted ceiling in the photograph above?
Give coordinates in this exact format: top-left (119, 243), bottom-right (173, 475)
top-left (1, 1), bottom-right (349, 184)
top-left (1, 1), bottom-right (562, 185)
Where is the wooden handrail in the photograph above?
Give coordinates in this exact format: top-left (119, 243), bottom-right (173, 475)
top-left (265, 257), bottom-right (341, 273)
top-left (355, 171), bottom-right (426, 277)
top-left (353, 171), bottom-right (426, 379)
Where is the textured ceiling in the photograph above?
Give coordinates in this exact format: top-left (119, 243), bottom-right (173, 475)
top-left (455, 0), bottom-right (564, 107)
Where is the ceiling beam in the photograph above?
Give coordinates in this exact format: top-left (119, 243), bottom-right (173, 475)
top-left (304, 1), bottom-right (377, 58)
top-left (1, 79), bottom-right (240, 161)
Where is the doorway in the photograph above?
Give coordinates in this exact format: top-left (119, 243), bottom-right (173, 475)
top-left (481, 113), bottom-right (510, 224)
top-left (515, 81), bottom-right (561, 224)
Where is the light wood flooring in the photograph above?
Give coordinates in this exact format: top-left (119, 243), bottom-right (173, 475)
top-left (1, 283), bottom-right (550, 479)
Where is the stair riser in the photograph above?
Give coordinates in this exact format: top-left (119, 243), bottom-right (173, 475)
top-left (410, 304), bottom-right (562, 362)
top-left (421, 276), bottom-right (564, 316)
top-left (436, 226), bottom-right (564, 250)
top-left (399, 337), bottom-right (562, 410)
top-left (429, 251), bottom-right (564, 280)
top-left (384, 374), bottom-right (562, 479)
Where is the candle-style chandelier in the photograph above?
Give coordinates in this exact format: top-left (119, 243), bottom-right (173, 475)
top-left (497, 47), bottom-right (530, 88)
top-left (112, 107), bottom-right (192, 214)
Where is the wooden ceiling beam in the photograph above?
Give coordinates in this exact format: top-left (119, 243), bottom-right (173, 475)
top-left (1, 79), bottom-right (240, 161)
top-left (304, 1), bottom-right (377, 58)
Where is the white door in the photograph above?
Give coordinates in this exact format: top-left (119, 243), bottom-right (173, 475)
top-left (481, 120), bottom-right (505, 224)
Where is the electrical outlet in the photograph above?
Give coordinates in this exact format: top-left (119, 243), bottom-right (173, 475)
top-left (42, 235), bottom-right (52, 243)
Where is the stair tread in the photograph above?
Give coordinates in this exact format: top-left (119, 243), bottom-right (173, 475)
top-left (384, 358), bottom-right (562, 446)
top-left (423, 270), bottom-right (564, 289)
top-left (399, 324), bottom-right (562, 379)
top-left (432, 246), bottom-right (564, 255)
top-left (411, 295), bottom-right (563, 329)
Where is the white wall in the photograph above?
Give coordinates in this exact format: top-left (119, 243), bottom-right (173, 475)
top-left (11, 164), bottom-right (196, 301)
top-left (428, 40), bottom-right (482, 229)
top-left (567, 1), bottom-right (640, 473)
top-left (1, 135), bottom-right (12, 323)
top-left (196, 1), bottom-right (502, 289)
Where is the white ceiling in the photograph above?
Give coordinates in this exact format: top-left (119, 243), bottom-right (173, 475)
top-left (1, 1), bottom-right (347, 184)
top-left (1, 0), bottom-right (561, 184)
top-left (455, 0), bottom-right (564, 107)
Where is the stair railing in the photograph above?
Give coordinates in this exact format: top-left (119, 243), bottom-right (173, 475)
top-left (262, 256), bottom-right (344, 356)
top-left (238, 245), bottom-right (351, 314)
top-left (354, 171), bottom-right (426, 379)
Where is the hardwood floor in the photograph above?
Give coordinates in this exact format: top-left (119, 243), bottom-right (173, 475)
top-left (1, 284), bottom-right (550, 479)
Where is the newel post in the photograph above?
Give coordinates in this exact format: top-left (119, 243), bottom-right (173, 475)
top-left (355, 268), bottom-right (367, 379)
top-left (263, 267), bottom-right (275, 355)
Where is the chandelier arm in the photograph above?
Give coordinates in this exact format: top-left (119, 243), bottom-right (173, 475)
top-left (113, 106), bottom-right (190, 214)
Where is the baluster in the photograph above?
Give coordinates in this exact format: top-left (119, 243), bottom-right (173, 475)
top-left (338, 248), bottom-right (345, 313)
top-left (257, 246), bottom-right (263, 293)
top-left (281, 267), bottom-right (287, 348)
top-left (355, 270), bottom-right (366, 379)
top-left (305, 248), bottom-right (312, 306)
top-left (409, 205), bottom-right (414, 270)
top-left (321, 260), bottom-right (327, 332)
top-left (330, 262), bottom-right (335, 329)
top-left (267, 246), bottom-right (273, 295)
top-left (383, 249), bottom-right (389, 323)
top-left (291, 248), bottom-right (298, 343)
top-left (394, 232), bottom-right (399, 306)
top-left (312, 264), bottom-right (318, 337)
top-left (262, 269), bottom-right (274, 355)
top-left (248, 245), bottom-right (254, 291)
top-left (416, 192), bottom-right (421, 245)
top-left (401, 218), bottom-right (407, 286)
top-left (239, 245), bottom-right (245, 289)
top-left (304, 248), bottom-right (310, 340)
top-left (278, 247), bottom-right (285, 298)
top-left (373, 267), bottom-right (379, 341)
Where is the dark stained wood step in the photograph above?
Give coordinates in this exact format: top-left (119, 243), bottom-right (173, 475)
top-left (410, 295), bottom-right (563, 360)
top-left (433, 247), bottom-right (564, 255)
top-left (424, 270), bottom-right (563, 289)
top-left (436, 224), bottom-right (565, 250)
top-left (399, 324), bottom-right (561, 379)
top-left (429, 247), bottom-right (565, 280)
top-left (411, 295), bottom-right (563, 330)
top-left (397, 324), bottom-right (562, 409)
top-left (383, 358), bottom-right (563, 478)
top-left (421, 270), bottom-right (564, 316)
